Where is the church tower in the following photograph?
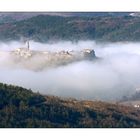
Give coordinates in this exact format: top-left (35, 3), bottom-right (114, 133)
top-left (27, 40), bottom-right (30, 50)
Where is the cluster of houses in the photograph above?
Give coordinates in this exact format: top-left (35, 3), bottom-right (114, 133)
top-left (12, 41), bottom-right (96, 62)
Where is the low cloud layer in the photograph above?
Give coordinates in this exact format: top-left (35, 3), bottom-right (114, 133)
top-left (0, 40), bottom-right (140, 101)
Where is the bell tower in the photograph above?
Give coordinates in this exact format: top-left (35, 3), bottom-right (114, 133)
top-left (25, 40), bottom-right (30, 50)
top-left (27, 41), bottom-right (30, 50)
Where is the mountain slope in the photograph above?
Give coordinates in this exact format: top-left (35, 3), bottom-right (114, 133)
top-left (0, 12), bottom-right (131, 24)
top-left (0, 83), bottom-right (140, 128)
top-left (0, 14), bottom-right (140, 42)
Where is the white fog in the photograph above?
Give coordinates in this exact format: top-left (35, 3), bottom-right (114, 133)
top-left (0, 40), bottom-right (140, 101)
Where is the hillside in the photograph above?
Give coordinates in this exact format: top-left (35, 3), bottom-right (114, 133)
top-left (0, 83), bottom-right (140, 128)
top-left (0, 12), bottom-right (131, 23)
top-left (0, 13), bottom-right (140, 42)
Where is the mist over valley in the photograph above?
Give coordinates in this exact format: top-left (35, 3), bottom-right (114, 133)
top-left (0, 40), bottom-right (140, 101)
top-left (1, 12), bottom-right (140, 128)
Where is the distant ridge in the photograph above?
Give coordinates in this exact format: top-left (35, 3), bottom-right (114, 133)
top-left (0, 13), bottom-right (140, 42)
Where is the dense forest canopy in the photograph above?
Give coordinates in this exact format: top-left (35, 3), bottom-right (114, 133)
top-left (0, 83), bottom-right (140, 128)
top-left (0, 13), bottom-right (140, 42)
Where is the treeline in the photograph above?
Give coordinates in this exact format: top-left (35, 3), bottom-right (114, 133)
top-left (0, 83), bottom-right (140, 128)
top-left (0, 15), bottom-right (140, 42)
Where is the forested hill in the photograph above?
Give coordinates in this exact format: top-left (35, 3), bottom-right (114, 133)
top-left (0, 83), bottom-right (140, 128)
top-left (0, 14), bottom-right (140, 42)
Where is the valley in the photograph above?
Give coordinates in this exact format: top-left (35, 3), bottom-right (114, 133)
top-left (0, 12), bottom-right (140, 127)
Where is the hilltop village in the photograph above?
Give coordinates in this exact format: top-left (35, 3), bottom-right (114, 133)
top-left (8, 41), bottom-right (97, 70)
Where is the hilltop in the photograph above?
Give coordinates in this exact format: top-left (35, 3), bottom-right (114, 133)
top-left (0, 83), bottom-right (140, 128)
top-left (0, 13), bottom-right (140, 42)
top-left (0, 12), bottom-right (131, 23)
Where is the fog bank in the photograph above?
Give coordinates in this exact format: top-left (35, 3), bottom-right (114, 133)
top-left (0, 40), bottom-right (140, 101)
